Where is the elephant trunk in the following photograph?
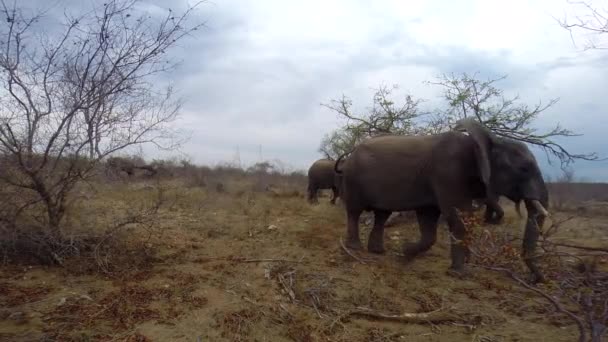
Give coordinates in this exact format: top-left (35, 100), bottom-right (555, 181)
top-left (521, 196), bottom-right (549, 283)
top-left (516, 175), bottom-right (549, 282)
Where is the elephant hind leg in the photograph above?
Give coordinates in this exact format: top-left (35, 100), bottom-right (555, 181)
top-left (367, 209), bottom-right (391, 254)
top-left (307, 183), bottom-right (318, 204)
top-left (330, 186), bottom-right (338, 205)
top-left (403, 206), bottom-right (440, 257)
top-left (345, 207), bottom-right (364, 250)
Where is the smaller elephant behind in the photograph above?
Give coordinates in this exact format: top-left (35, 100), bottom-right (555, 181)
top-left (307, 158), bottom-right (343, 204)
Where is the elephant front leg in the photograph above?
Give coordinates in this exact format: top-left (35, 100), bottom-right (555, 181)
top-left (345, 209), bottom-right (363, 250)
top-left (444, 207), bottom-right (469, 276)
top-left (403, 207), bottom-right (440, 257)
top-left (367, 210), bottom-right (391, 254)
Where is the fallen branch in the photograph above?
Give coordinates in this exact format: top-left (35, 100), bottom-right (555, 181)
top-left (550, 242), bottom-right (608, 253)
top-left (234, 258), bottom-right (305, 263)
top-left (200, 256), bottom-right (305, 263)
top-left (473, 264), bottom-right (587, 342)
top-left (277, 273), bottom-right (297, 303)
top-left (347, 306), bottom-right (461, 324)
top-left (339, 238), bottom-right (368, 264)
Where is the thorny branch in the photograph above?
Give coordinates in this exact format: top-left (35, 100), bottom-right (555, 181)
top-left (475, 264), bottom-right (588, 342)
top-left (468, 213), bottom-right (608, 342)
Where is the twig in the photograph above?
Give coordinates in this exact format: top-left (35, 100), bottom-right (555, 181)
top-left (474, 264), bottom-right (587, 342)
top-left (347, 306), bottom-right (461, 324)
top-left (237, 258), bottom-right (305, 263)
top-left (200, 256), bottom-right (305, 263)
top-left (277, 273), bottom-right (297, 302)
top-left (549, 242), bottom-right (608, 253)
top-left (311, 299), bottom-right (324, 318)
top-left (339, 238), bottom-right (367, 264)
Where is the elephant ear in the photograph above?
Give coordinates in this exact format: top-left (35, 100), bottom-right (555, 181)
top-left (453, 118), bottom-right (495, 197)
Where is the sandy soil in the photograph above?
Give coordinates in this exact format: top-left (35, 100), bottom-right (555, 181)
top-left (1, 181), bottom-right (606, 341)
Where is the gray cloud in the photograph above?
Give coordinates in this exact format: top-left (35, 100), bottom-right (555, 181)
top-left (10, 0), bottom-right (608, 180)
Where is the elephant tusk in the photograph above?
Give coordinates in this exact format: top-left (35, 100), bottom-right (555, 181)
top-left (531, 200), bottom-right (549, 217)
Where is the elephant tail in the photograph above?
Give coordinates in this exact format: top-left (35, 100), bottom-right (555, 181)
top-left (334, 152), bottom-right (349, 174)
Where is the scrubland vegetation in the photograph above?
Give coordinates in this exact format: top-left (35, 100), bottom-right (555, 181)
top-left (1, 0), bottom-right (607, 341)
top-left (0, 158), bottom-right (607, 341)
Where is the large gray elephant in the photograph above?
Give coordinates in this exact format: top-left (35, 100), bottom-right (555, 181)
top-left (335, 118), bottom-right (549, 282)
top-left (307, 158), bottom-right (343, 204)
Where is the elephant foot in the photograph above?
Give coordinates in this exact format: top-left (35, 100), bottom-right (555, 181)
top-left (367, 241), bottom-right (385, 254)
top-left (345, 238), bottom-right (363, 251)
top-left (528, 271), bottom-right (546, 284)
top-left (402, 242), bottom-right (433, 258)
top-left (446, 266), bottom-right (471, 279)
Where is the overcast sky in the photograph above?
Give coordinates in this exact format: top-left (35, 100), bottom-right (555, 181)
top-left (41, 0), bottom-right (608, 180)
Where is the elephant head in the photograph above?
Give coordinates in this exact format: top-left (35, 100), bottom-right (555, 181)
top-left (454, 118), bottom-right (549, 282)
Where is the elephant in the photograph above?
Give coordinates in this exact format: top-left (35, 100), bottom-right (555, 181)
top-left (334, 118), bottom-right (549, 282)
top-left (307, 158), bottom-right (343, 204)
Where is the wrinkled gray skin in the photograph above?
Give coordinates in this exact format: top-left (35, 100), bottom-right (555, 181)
top-left (335, 118), bottom-right (549, 282)
top-left (307, 159), bottom-right (342, 204)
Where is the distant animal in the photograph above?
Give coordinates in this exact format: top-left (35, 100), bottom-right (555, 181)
top-left (335, 118), bottom-right (549, 282)
top-left (307, 158), bottom-right (343, 204)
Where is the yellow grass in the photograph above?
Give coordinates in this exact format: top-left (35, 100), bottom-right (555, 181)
top-left (1, 174), bottom-right (607, 341)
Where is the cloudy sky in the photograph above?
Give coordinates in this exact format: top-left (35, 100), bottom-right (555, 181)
top-left (39, 0), bottom-right (608, 180)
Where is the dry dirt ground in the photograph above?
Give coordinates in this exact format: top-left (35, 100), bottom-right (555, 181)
top-left (1, 179), bottom-right (607, 341)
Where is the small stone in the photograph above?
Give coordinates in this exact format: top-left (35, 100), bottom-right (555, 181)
top-left (267, 224), bottom-right (278, 231)
top-left (80, 294), bottom-right (93, 301)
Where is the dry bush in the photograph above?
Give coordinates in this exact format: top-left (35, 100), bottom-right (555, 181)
top-left (137, 157), bottom-right (308, 196)
top-left (466, 212), bottom-right (608, 342)
top-left (0, 180), bottom-right (173, 276)
top-left (0, 0), bottom-right (204, 269)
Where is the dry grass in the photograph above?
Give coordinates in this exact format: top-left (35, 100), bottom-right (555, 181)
top-left (0, 165), bottom-right (606, 341)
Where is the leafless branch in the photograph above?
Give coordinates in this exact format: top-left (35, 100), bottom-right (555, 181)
top-left (556, 0), bottom-right (608, 50)
top-left (475, 264), bottom-right (587, 342)
top-left (0, 0), bottom-right (204, 245)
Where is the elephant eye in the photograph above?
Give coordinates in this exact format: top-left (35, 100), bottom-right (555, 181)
top-left (519, 164), bottom-right (532, 175)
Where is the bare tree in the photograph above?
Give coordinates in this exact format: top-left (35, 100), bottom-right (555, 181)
top-left (0, 0), bottom-right (204, 238)
top-left (319, 84), bottom-right (431, 159)
top-left (557, 0), bottom-right (608, 50)
top-left (429, 73), bottom-right (598, 167)
top-left (320, 73), bottom-right (598, 167)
